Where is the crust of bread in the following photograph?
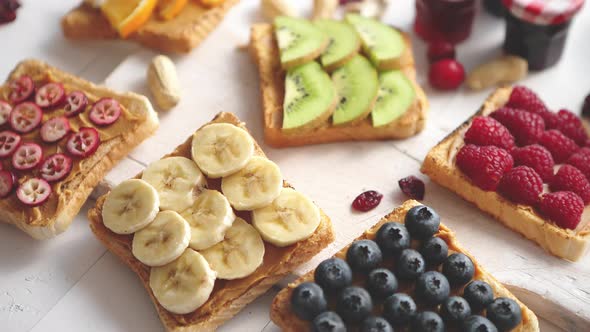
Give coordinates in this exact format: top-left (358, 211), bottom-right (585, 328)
top-left (0, 59), bottom-right (158, 240)
top-left (61, 1), bottom-right (239, 53)
top-left (248, 24), bottom-right (428, 148)
top-left (271, 199), bottom-right (540, 332)
top-left (87, 112), bottom-right (335, 332)
top-left (420, 86), bottom-right (590, 261)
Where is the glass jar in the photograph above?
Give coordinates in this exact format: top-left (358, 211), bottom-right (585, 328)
top-left (414, 0), bottom-right (477, 44)
top-left (483, 0), bottom-right (504, 17)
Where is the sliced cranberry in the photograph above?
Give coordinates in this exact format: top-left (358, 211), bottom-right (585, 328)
top-left (10, 102), bottom-right (43, 134)
top-left (64, 91), bottom-right (88, 117)
top-left (16, 178), bottom-right (52, 207)
top-left (66, 127), bottom-right (100, 158)
top-left (12, 143), bottom-right (43, 171)
top-left (0, 100), bottom-right (12, 126)
top-left (40, 116), bottom-right (71, 143)
top-left (40, 153), bottom-right (73, 182)
top-left (8, 75), bottom-right (35, 104)
top-left (89, 98), bottom-right (121, 126)
top-left (0, 170), bottom-right (15, 198)
top-left (399, 176), bottom-right (426, 200)
top-left (352, 190), bottom-right (383, 212)
top-left (35, 82), bottom-right (66, 108)
top-left (0, 131), bottom-right (21, 158)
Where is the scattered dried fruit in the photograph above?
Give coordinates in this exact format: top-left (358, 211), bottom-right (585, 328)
top-left (399, 176), bottom-right (425, 200)
top-left (0, 0), bottom-right (20, 24)
top-left (352, 190), bottom-right (383, 212)
top-left (466, 55), bottom-right (528, 91)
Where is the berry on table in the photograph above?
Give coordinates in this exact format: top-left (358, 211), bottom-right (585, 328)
top-left (486, 297), bottom-right (522, 331)
top-left (314, 258), bottom-right (353, 293)
top-left (382, 293), bottom-right (417, 325)
top-left (490, 107), bottom-right (545, 146)
top-left (420, 236), bottom-right (449, 267)
top-left (550, 164), bottom-right (590, 203)
top-left (538, 129), bottom-right (579, 163)
top-left (398, 175), bottom-right (425, 200)
top-left (538, 191), bottom-right (584, 230)
top-left (511, 144), bottom-right (555, 182)
top-left (404, 205), bottom-right (441, 240)
top-left (352, 190), bottom-right (383, 212)
top-left (456, 144), bottom-right (514, 191)
top-left (427, 41), bottom-right (456, 63)
top-left (336, 286), bottom-right (373, 323)
top-left (290, 282), bottom-right (327, 321)
top-left (375, 222), bottom-right (411, 256)
top-left (442, 253), bottom-right (475, 286)
top-left (396, 249), bottom-right (425, 280)
top-left (346, 239), bottom-right (383, 273)
top-left (428, 59), bottom-right (465, 90)
top-left (498, 166), bottom-right (543, 205)
top-left (415, 271), bottom-right (451, 305)
top-left (312, 311), bottom-right (346, 332)
top-left (463, 280), bottom-right (494, 312)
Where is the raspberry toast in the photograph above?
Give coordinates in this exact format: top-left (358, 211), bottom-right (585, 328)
top-left (0, 59), bottom-right (158, 239)
top-left (422, 86), bottom-right (590, 261)
top-left (87, 112), bottom-right (334, 331)
top-left (271, 200), bottom-right (539, 331)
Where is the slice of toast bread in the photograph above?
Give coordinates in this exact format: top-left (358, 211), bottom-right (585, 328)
top-left (271, 199), bottom-right (540, 332)
top-left (61, 1), bottom-right (239, 53)
top-left (87, 112), bottom-right (335, 332)
top-left (249, 24), bottom-right (429, 148)
top-left (421, 86), bottom-right (590, 261)
top-left (0, 59), bottom-right (158, 239)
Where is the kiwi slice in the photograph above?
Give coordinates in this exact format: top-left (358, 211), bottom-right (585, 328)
top-left (274, 16), bottom-right (328, 70)
top-left (282, 61), bottom-right (337, 131)
top-left (314, 19), bottom-right (361, 71)
top-left (372, 70), bottom-right (416, 127)
top-left (332, 55), bottom-right (379, 126)
top-left (345, 14), bottom-right (406, 70)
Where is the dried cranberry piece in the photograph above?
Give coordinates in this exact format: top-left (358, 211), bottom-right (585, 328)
top-left (399, 176), bottom-right (425, 200)
top-left (352, 190), bottom-right (383, 212)
top-left (0, 0), bottom-right (20, 24)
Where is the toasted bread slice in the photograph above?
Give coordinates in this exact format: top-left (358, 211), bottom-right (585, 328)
top-left (271, 200), bottom-right (540, 332)
top-left (0, 59), bottom-right (158, 239)
top-left (249, 24), bottom-right (428, 148)
top-left (61, 1), bottom-right (239, 53)
top-left (421, 86), bottom-right (590, 261)
top-left (87, 112), bottom-right (335, 332)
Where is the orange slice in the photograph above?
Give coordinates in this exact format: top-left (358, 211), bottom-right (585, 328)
top-left (158, 0), bottom-right (188, 20)
top-left (199, 0), bottom-right (226, 8)
top-left (101, 0), bottom-right (158, 38)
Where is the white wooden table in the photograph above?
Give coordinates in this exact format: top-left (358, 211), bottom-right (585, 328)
top-left (1, 1), bottom-right (589, 331)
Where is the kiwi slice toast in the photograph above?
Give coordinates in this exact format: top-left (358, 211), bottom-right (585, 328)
top-left (314, 19), bottom-right (361, 71)
top-left (372, 70), bottom-right (416, 127)
top-left (282, 61), bottom-right (337, 131)
top-left (274, 16), bottom-right (329, 70)
top-left (345, 14), bottom-right (406, 71)
top-left (332, 55), bottom-right (379, 126)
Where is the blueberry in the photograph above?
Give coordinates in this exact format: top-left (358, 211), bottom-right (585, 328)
top-left (360, 316), bottom-right (393, 332)
top-left (415, 271), bottom-right (450, 305)
top-left (442, 253), bottom-right (475, 286)
top-left (411, 311), bottom-right (444, 332)
top-left (486, 297), bottom-right (522, 331)
top-left (440, 296), bottom-right (471, 324)
top-left (375, 222), bottom-right (411, 256)
top-left (311, 311), bottom-right (346, 332)
top-left (382, 293), bottom-right (417, 325)
top-left (290, 282), bottom-right (327, 321)
top-left (396, 249), bottom-right (425, 280)
top-left (336, 286), bottom-right (373, 323)
top-left (419, 236), bottom-right (448, 267)
top-left (404, 205), bottom-right (440, 240)
top-left (366, 268), bottom-right (398, 299)
top-left (346, 239), bottom-right (383, 273)
top-left (463, 315), bottom-right (498, 332)
top-left (314, 258), bottom-right (353, 293)
top-left (463, 280), bottom-right (494, 312)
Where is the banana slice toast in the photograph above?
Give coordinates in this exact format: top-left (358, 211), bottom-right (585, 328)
top-left (271, 200), bottom-right (539, 332)
top-left (87, 112), bottom-right (334, 331)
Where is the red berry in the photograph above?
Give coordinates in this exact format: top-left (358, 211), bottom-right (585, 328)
top-left (566, 147), bottom-right (590, 180)
top-left (538, 191), bottom-right (583, 230)
top-left (456, 144), bottom-right (513, 191)
top-left (64, 91), bottom-right (88, 117)
top-left (506, 86), bottom-right (549, 114)
top-left (490, 107), bottom-right (545, 146)
top-left (66, 127), bottom-right (101, 158)
top-left (427, 41), bottom-right (455, 63)
top-left (398, 176), bottom-right (425, 200)
top-left (8, 75), bottom-right (34, 104)
top-left (428, 59), bottom-right (465, 90)
top-left (16, 177), bottom-right (52, 207)
top-left (12, 143), bottom-right (43, 171)
top-left (35, 82), bottom-right (66, 108)
top-left (464, 116), bottom-right (515, 150)
top-left (554, 109), bottom-right (588, 145)
top-left (498, 166), bottom-right (543, 205)
top-left (511, 145), bottom-right (555, 182)
top-left (89, 98), bottom-right (121, 126)
top-left (550, 165), bottom-right (590, 204)
top-left (538, 130), bottom-right (579, 163)
top-left (352, 190), bottom-right (383, 212)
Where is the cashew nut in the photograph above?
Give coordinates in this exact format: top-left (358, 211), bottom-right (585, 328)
top-left (467, 55), bottom-right (528, 91)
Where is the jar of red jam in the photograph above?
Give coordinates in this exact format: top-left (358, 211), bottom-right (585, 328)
top-left (502, 0), bottom-right (585, 70)
top-left (414, 0), bottom-right (477, 44)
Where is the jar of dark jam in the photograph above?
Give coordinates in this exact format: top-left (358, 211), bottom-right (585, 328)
top-left (414, 0), bottom-right (477, 44)
top-left (483, 0), bottom-right (504, 17)
top-left (502, 0), bottom-right (585, 71)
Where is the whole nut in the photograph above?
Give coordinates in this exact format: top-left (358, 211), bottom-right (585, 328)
top-left (261, 0), bottom-right (298, 21)
top-left (312, 0), bottom-right (339, 20)
top-left (344, 0), bottom-right (384, 19)
top-left (467, 55), bottom-right (528, 91)
top-left (147, 55), bottom-right (181, 111)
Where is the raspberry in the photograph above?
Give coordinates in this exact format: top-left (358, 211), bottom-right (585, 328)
top-left (538, 192), bottom-right (584, 230)
top-left (490, 107), bottom-right (545, 146)
top-left (464, 116), bottom-right (515, 150)
top-left (498, 166), bottom-right (543, 205)
top-left (511, 145), bottom-right (554, 182)
top-left (554, 109), bottom-right (588, 145)
top-left (538, 130), bottom-right (579, 163)
top-left (506, 86), bottom-right (549, 114)
top-left (566, 148), bottom-right (590, 180)
top-left (456, 144), bottom-right (513, 191)
top-left (550, 165), bottom-right (590, 204)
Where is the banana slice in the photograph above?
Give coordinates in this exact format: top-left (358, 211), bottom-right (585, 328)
top-left (149, 249), bottom-right (216, 314)
top-left (200, 218), bottom-right (265, 280)
top-left (252, 188), bottom-right (321, 247)
top-left (191, 123), bottom-right (255, 178)
top-left (141, 156), bottom-right (207, 212)
top-left (102, 179), bottom-right (160, 234)
top-left (221, 156), bottom-right (283, 211)
top-left (132, 211), bottom-right (191, 267)
top-left (180, 189), bottom-right (235, 250)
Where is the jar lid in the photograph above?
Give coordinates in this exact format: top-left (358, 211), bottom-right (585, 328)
top-left (503, 0), bottom-right (585, 25)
